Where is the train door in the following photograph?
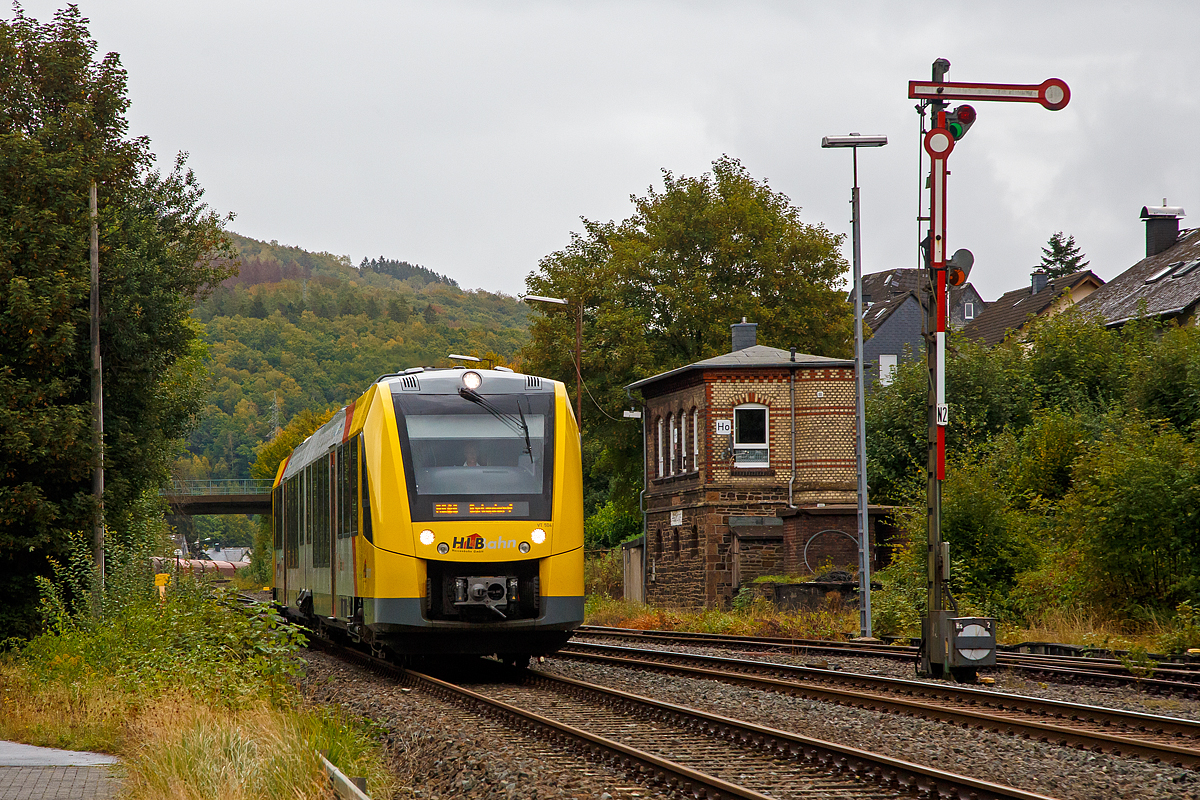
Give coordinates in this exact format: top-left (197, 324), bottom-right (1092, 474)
top-left (312, 453), bottom-right (333, 617)
top-left (285, 469), bottom-right (302, 609)
top-left (302, 463), bottom-right (312, 604)
top-left (273, 484), bottom-right (284, 602)
top-left (334, 438), bottom-right (357, 619)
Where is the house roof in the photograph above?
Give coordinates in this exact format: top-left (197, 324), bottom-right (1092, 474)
top-left (862, 291), bottom-right (918, 332)
top-left (1074, 229), bottom-right (1200, 326)
top-left (852, 267), bottom-right (983, 308)
top-left (962, 270), bottom-right (1103, 346)
top-left (626, 344), bottom-right (852, 394)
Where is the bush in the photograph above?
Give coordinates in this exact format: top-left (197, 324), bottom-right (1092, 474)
top-left (584, 549), bottom-right (623, 599)
top-left (583, 501), bottom-right (641, 550)
top-left (1157, 601), bottom-right (1200, 655)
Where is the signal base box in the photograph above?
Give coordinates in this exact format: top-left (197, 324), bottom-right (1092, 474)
top-left (946, 615), bottom-right (997, 669)
top-left (921, 612), bottom-right (997, 677)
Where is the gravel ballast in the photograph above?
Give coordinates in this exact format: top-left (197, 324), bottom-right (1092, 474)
top-left (300, 650), bottom-right (666, 799)
top-left (301, 639), bottom-right (1200, 800)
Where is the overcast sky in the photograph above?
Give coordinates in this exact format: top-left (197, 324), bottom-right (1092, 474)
top-left (19, 1), bottom-right (1200, 302)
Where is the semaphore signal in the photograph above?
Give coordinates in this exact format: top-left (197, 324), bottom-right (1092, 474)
top-left (909, 58), bottom-right (1070, 682)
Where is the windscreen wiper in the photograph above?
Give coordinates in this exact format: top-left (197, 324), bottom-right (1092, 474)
top-left (458, 388), bottom-right (532, 456)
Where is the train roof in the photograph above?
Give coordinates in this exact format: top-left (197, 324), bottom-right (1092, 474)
top-left (280, 368), bottom-right (558, 481)
top-left (377, 366), bottom-right (556, 395)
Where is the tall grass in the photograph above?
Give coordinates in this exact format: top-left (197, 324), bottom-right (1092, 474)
top-left (0, 533), bottom-right (395, 799)
top-left (586, 595), bottom-right (859, 640)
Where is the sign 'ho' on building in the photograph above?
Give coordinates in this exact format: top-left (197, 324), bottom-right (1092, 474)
top-left (624, 319), bottom-right (891, 609)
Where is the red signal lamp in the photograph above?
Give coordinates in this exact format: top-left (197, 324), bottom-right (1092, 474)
top-left (946, 248), bottom-right (974, 286)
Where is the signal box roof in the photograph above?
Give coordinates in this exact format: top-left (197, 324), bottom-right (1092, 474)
top-left (626, 345), bottom-right (851, 395)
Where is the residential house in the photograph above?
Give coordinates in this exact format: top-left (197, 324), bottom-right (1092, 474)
top-left (1075, 206), bottom-right (1200, 327)
top-left (850, 269), bottom-right (986, 386)
top-left (962, 269), bottom-right (1104, 346)
top-left (624, 320), bottom-right (889, 610)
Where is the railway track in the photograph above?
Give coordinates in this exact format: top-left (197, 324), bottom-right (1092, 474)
top-left (314, 639), bottom-right (1056, 800)
top-left (556, 640), bottom-right (1200, 769)
top-left (576, 626), bottom-right (1200, 696)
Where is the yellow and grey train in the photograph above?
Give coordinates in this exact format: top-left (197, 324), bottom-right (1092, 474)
top-left (271, 366), bottom-right (584, 661)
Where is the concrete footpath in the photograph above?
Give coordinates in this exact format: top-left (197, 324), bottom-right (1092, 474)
top-left (0, 741), bottom-right (121, 800)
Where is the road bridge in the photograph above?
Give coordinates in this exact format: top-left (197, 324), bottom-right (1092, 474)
top-left (164, 479), bottom-right (272, 516)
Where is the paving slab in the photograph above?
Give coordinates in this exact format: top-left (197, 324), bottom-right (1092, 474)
top-left (0, 742), bottom-right (121, 800)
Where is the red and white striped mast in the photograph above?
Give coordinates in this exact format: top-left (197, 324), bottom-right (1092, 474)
top-left (910, 59), bottom-right (1070, 679)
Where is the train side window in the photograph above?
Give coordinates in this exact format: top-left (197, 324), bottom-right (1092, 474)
top-left (339, 444), bottom-right (348, 539)
top-left (349, 437), bottom-right (359, 537)
top-left (334, 445), bottom-right (343, 540)
top-left (306, 464), bottom-right (313, 545)
top-left (360, 435), bottom-right (373, 543)
top-left (314, 456), bottom-right (330, 568)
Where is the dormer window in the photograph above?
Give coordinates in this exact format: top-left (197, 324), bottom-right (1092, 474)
top-left (1146, 261), bottom-right (1183, 283)
top-left (733, 404), bottom-right (768, 466)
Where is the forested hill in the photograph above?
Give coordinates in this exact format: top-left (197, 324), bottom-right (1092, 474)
top-left (181, 234), bottom-right (531, 481)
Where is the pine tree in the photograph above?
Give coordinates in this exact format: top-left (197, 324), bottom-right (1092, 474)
top-left (1040, 232), bottom-right (1089, 280)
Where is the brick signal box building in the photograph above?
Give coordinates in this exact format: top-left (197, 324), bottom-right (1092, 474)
top-left (626, 320), bottom-right (887, 609)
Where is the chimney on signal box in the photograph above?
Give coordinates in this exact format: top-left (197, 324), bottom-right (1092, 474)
top-left (731, 317), bottom-right (757, 351)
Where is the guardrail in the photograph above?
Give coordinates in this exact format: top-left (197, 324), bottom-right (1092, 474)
top-left (163, 479), bottom-right (273, 496)
top-left (320, 752), bottom-right (370, 799)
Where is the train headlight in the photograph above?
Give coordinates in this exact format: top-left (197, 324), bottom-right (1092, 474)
top-left (519, 542), bottom-right (531, 554)
top-left (437, 542), bottom-right (450, 555)
top-left (462, 371), bottom-right (483, 391)
top-left (531, 528), bottom-right (546, 544)
top-left (420, 530), bottom-right (435, 546)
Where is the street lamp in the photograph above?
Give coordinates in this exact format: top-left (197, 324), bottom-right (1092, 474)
top-left (822, 131), bottom-right (887, 639)
top-left (522, 295), bottom-right (583, 426)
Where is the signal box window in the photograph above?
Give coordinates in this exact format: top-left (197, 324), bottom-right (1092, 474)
top-left (733, 404), bottom-right (768, 466)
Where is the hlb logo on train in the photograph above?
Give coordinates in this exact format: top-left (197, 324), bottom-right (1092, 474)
top-left (451, 533), bottom-right (518, 551)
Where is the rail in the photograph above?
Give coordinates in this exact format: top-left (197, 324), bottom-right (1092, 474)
top-left (163, 479), bottom-right (273, 496)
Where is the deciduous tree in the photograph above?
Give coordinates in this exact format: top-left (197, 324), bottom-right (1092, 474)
top-left (0, 6), bottom-right (233, 637)
top-left (523, 156), bottom-right (853, 517)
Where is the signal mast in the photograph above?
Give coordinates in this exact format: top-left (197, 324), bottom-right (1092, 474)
top-left (910, 58), bottom-right (1070, 681)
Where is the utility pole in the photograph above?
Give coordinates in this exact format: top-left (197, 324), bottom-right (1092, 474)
top-left (90, 181), bottom-right (105, 587)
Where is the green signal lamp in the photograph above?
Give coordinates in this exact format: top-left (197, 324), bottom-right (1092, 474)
top-left (946, 105), bottom-right (977, 140)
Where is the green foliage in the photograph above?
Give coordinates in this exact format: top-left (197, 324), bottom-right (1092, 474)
top-left (583, 549), bottom-right (623, 600)
top-left (869, 308), bottom-right (1200, 626)
top-left (524, 156), bottom-right (853, 515)
top-left (1126, 323), bottom-right (1200, 430)
top-left (185, 234), bottom-right (531, 481)
top-left (1038, 232), bottom-right (1089, 280)
top-left (16, 532), bottom-right (304, 703)
top-left (867, 333), bottom-right (1033, 503)
top-left (583, 500), bottom-right (642, 550)
top-left (1157, 601), bottom-right (1200, 655)
top-left (1060, 418), bottom-right (1200, 610)
top-left (0, 7), bottom-right (233, 638)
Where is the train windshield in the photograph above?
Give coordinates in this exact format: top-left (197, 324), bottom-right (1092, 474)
top-left (392, 391), bottom-right (554, 521)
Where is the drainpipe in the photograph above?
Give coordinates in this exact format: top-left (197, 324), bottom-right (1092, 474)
top-left (789, 347), bottom-right (797, 508)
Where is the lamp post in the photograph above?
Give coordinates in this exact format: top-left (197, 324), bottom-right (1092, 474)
top-left (522, 295), bottom-right (583, 427)
top-left (821, 132), bottom-right (887, 639)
